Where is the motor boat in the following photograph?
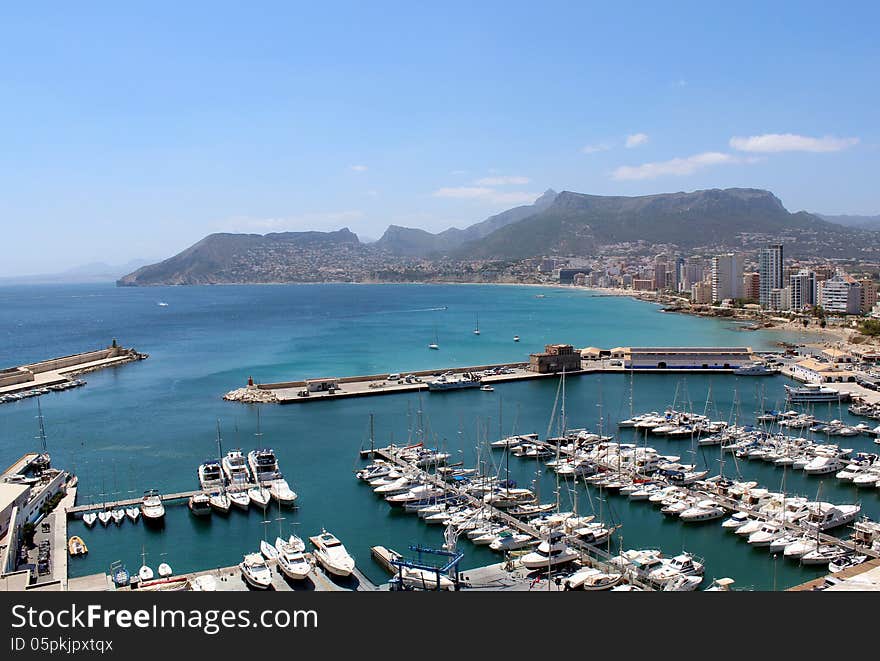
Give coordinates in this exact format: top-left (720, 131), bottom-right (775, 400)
top-left (829, 553), bottom-right (869, 573)
top-left (222, 449), bottom-right (252, 488)
top-left (188, 493), bottom-right (212, 516)
top-left (270, 478), bottom-right (298, 506)
top-left (111, 509), bottom-right (125, 525)
top-left (747, 522), bottom-right (783, 547)
top-left (198, 460), bottom-right (224, 490)
top-left (647, 554), bottom-right (704, 586)
top-left (98, 510), bottom-right (112, 526)
top-left (309, 530), bottom-right (356, 577)
top-left (82, 512), bottom-right (97, 527)
top-left (768, 534), bottom-right (801, 554)
top-left (704, 577), bottom-right (736, 591)
top-left (520, 531), bottom-right (579, 570)
top-left (276, 541), bottom-right (312, 580)
top-left (125, 507), bottom-right (140, 523)
top-left (248, 448), bottom-right (282, 484)
top-left (801, 502), bottom-right (862, 531)
top-left (138, 564), bottom-right (154, 582)
top-left (721, 512), bottom-right (751, 530)
top-left (67, 536), bottom-right (88, 556)
top-left (489, 531), bottom-right (535, 552)
top-left (662, 574), bottom-right (703, 591)
top-left (240, 553), bottom-right (273, 589)
top-left (110, 562), bottom-right (130, 587)
top-left (679, 500), bottom-right (725, 522)
top-left (140, 490), bottom-right (165, 522)
top-left (783, 536), bottom-right (819, 559)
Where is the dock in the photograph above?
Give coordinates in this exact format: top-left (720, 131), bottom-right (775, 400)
top-left (0, 343), bottom-right (147, 399)
top-left (524, 437), bottom-right (880, 560)
top-left (66, 484), bottom-right (264, 516)
top-left (369, 444), bottom-right (657, 590)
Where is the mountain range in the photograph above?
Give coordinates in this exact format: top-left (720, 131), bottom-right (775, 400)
top-left (117, 187), bottom-right (880, 286)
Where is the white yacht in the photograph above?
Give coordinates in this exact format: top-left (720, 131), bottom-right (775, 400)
top-left (800, 545), bottom-right (848, 566)
top-left (248, 448), bottom-right (282, 484)
top-left (647, 554), bottom-right (704, 586)
top-left (270, 478), bottom-right (298, 506)
top-left (157, 563), bottom-right (173, 578)
top-left (140, 490), bottom-right (165, 522)
top-left (82, 512), bottom-right (97, 527)
top-left (489, 531), bottom-right (535, 552)
top-left (785, 383), bottom-right (844, 403)
top-left (679, 499), bottom-right (725, 522)
top-left (260, 540), bottom-right (279, 560)
top-left (275, 540), bottom-right (312, 581)
top-left (198, 460), bottom-right (224, 490)
top-left (801, 502), bottom-right (861, 531)
top-left (310, 530), bottom-right (356, 577)
top-left (721, 512), bottom-right (751, 530)
top-left (110, 509), bottom-right (125, 525)
top-left (783, 536), bottom-right (819, 559)
top-left (125, 507), bottom-right (140, 522)
top-left (239, 553), bottom-right (273, 589)
top-left (520, 531), bottom-right (579, 570)
top-left (222, 449), bottom-right (252, 488)
top-left (747, 522), bottom-right (783, 546)
top-left (138, 565), bottom-right (154, 582)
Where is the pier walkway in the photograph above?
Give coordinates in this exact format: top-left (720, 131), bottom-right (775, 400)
top-left (66, 484), bottom-right (262, 516)
top-left (370, 445), bottom-right (656, 590)
top-left (528, 438), bottom-right (880, 560)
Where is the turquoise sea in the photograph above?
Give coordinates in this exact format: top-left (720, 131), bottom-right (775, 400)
top-left (1, 282), bottom-right (875, 590)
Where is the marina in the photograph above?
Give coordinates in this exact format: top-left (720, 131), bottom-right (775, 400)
top-left (3, 282), bottom-right (880, 591)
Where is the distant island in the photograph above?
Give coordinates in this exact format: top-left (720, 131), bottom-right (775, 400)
top-left (117, 187), bottom-right (880, 286)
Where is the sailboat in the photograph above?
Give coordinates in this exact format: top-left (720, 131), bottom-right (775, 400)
top-left (473, 314), bottom-right (481, 335)
top-left (428, 325), bottom-right (439, 350)
top-left (209, 421), bottom-right (233, 513)
top-left (137, 547), bottom-right (154, 582)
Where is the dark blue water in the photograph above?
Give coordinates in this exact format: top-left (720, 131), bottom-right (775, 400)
top-left (1, 283), bottom-right (873, 589)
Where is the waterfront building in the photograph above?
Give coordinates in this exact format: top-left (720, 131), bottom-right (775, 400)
top-left (759, 243), bottom-right (784, 308)
top-left (820, 274), bottom-right (861, 314)
top-left (711, 253), bottom-right (743, 302)
top-left (690, 280), bottom-right (713, 304)
top-left (790, 358), bottom-right (854, 383)
top-left (769, 286), bottom-right (791, 311)
top-left (789, 270), bottom-right (817, 310)
top-left (608, 347), bottom-right (754, 370)
top-left (742, 272), bottom-right (760, 301)
top-left (529, 344), bottom-right (581, 374)
top-left (632, 278), bottom-right (654, 291)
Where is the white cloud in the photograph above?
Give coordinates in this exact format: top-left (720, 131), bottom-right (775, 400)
top-left (349, 164), bottom-right (368, 172)
top-left (729, 133), bottom-right (859, 153)
top-left (219, 210), bottom-right (364, 232)
top-left (582, 142), bottom-right (613, 154)
top-left (611, 151), bottom-right (737, 180)
top-left (432, 186), bottom-right (538, 205)
top-left (625, 133), bottom-right (649, 148)
top-left (473, 175), bottom-right (531, 186)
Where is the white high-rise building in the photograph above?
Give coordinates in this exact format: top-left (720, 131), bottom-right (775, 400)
top-left (759, 244), bottom-right (784, 308)
top-left (711, 253), bottom-right (743, 302)
top-left (820, 274), bottom-right (861, 314)
top-left (789, 269), bottom-right (816, 310)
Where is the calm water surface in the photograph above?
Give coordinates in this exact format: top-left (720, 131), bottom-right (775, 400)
top-left (0, 283), bottom-right (872, 589)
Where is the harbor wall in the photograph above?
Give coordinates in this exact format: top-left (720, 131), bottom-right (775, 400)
top-left (256, 362), bottom-right (529, 390)
top-left (22, 348), bottom-right (122, 374)
top-left (0, 369), bottom-right (33, 388)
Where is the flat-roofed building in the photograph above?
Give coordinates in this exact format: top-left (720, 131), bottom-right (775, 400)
top-left (609, 347), bottom-right (754, 370)
top-left (820, 274), bottom-right (862, 314)
top-left (790, 358), bottom-right (854, 383)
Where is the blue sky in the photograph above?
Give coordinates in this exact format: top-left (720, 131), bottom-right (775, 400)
top-left (1, 2), bottom-right (878, 275)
